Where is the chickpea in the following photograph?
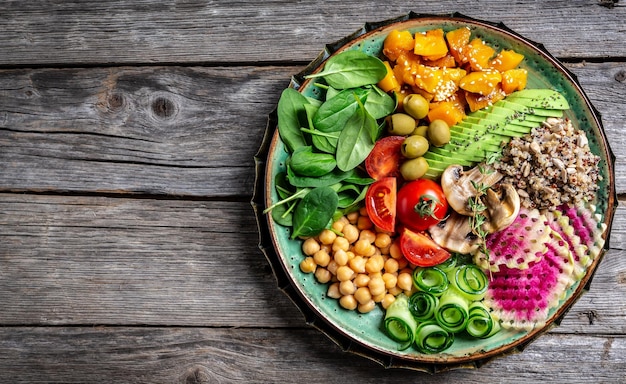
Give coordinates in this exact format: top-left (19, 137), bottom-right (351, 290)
top-left (396, 257), bottom-right (409, 270)
top-left (315, 268), bottom-right (332, 284)
top-left (320, 244), bottom-right (332, 254)
top-left (374, 233), bottom-right (392, 249)
top-left (381, 294), bottom-right (396, 310)
top-left (349, 255), bottom-right (366, 274)
top-left (372, 292), bottom-right (386, 303)
top-left (389, 241), bottom-right (403, 259)
top-left (333, 249), bottom-right (349, 266)
top-left (397, 272), bottom-right (413, 291)
top-left (327, 282), bottom-right (341, 299)
top-left (339, 294), bottom-right (358, 310)
top-left (326, 260), bottom-right (339, 276)
top-left (336, 265), bottom-right (355, 282)
top-left (357, 216), bottom-right (373, 230)
top-left (339, 280), bottom-right (356, 296)
top-left (346, 211), bottom-right (359, 224)
top-left (382, 272), bottom-right (398, 289)
top-left (313, 249), bottom-right (330, 267)
top-left (302, 238), bottom-right (320, 256)
top-left (332, 220), bottom-right (345, 233)
top-left (388, 286), bottom-right (403, 296)
top-left (354, 239), bottom-right (374, 256)
top-left (384, 258), bottom-right (399, 274)
top-left (368, 276), bottom-right (386, 297)
top-left (342, 224), bottom-right (359, 244)
top-left (353, 273), bottom-right (370, 288)
top-left (359, 229), bottom-right (377, 243)
top-left (365, 254), bottom-right (385, 274)
top-left (318, 229), bottom-right (337, 245)
top-left (358, 300), bottom-right (376, 314)
top-left (299, 257), bottom-right (316, 273)
top-left (358, 206), bottom-right (368, 217)
top-left (354, 287), bottom-right (372, 305)
top-left (332, 236), bottom-right (350, 253)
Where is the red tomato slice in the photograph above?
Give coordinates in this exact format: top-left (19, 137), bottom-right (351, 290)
top-left (396, 179), bottom-right (449, 232)
top-left (364, 177), bottom-right (396, 232)
top-left (400, 228), bottom-right (451, 267)
top-left (365, 135), bottom-right (405, 180)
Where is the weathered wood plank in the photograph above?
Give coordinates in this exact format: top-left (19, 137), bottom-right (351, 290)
top-left (0, 327), bottom-right (623, 383)
top-left (0, 0), bottom-right (624, 66)
top-left (1, 62), bottom-right (625, 196)
top-left (0, 194), bottom-right (624, 333)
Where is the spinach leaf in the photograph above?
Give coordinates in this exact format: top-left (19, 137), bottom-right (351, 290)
top-left (336, 96), bottom-right (378, 172)
top-left (304, 51), bottom-right (387, 89)
top-left (290, 146), bottom-right (336, 177)
top-left (305, 127), bottom-right (339, 154)
top-left (363, 85), bottom-right (396, 119)
top-left (271, 200), bottom-right (295, 227)
top-left (291, 186), bottom-right (339, 239)
top-left (277, 88), bottom-right (309, 152)
top-left (336, 183), bottom-right (368, 209)
top-left (287, 165), bottom-right (353, 188)
top-left (313, 88), bottom-right (368, 133)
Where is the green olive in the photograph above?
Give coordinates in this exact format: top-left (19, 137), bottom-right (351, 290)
top-left (386, 113), bottom-right (416, 136)
top-left (411, 125), bottom-right (429, 137)
top-left (403, 94), bottom-right (429, 120)
top-left (428, 119), bottom-right (451, 147)
top-left (401, 135), bottom-right (429, 158)
top-left (400, 157), bottom-right (429, 181)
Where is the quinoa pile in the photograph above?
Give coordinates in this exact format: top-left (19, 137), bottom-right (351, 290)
top-left (494, 117), bottom-right (601, 211)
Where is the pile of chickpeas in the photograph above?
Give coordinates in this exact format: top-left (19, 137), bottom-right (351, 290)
top-left (299, 207), bottom-right (417, 313)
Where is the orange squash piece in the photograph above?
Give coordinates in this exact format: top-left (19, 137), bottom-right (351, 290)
top-left (383, 29), bottom-right (415, 61)
top-left (490, 50), bottom-right (525, 72)
top-left (445, 27), bottom-right (472, 64)
top-left (413, 65), bottom-right (466, 101)
top-left (424, 53), bottom-right (457, 68)
top-left (466, 39), bottom-right (496, 71)
top-left (414, 29), bottom-right (449, 60)
top-left (378, 61), bottom-right (401, 92)
top-left (428, 100), bottom-right (465, 126)
top-left (465, 88), bottom-right (506, 112)
top-left (459, 71), bottom-right (502, 96)
top-left (501, 68), bottom-right (528, 94)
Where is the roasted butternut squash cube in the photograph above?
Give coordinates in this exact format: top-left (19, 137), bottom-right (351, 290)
top-left (501, 68), bottom-right (528, 94)
top-left (427, 100), bottom-right (465, 126)
top-left (424, 53), bottom-right (457, 68)
top-left (413, 65), bottom-right (466, 101)
top-left (378, 61), bottom-right (401, 92)
top-left (383, 29), bottom-right (415, 61)
top-left (490, 50), bottom-right (525, 72)
top-left (445, 27), bottom-right (472, 64)
top-left (465, 88), bottom-right (506, 112)
top-left (414, 29), bottom-right (449, 60)
top-left (466, 39), bottom-right (496, 71)
top-left (459, 71), bottom-right (502, 96)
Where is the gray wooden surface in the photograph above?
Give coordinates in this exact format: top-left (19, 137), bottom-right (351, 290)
top-left (0, 1), bottom-right (625, 383)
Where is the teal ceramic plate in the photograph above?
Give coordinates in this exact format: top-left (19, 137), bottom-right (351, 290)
top-left (252, 12), bottom-right (616, 371)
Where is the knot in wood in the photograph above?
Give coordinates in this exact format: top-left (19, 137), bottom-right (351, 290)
top-left (615, 69), bottom-right (626, 83)
top-left (180, 365), bottom-right (214, 384)
top-left (107, 92), bottom-right (125, 111)
top-left (152, 96), bottom-right (177, 119)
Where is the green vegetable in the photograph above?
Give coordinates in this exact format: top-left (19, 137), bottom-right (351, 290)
top-left (466, 301), bottom-right (501, 339)
top-left (277, 88), bottom-right (310, 152)
top-left (408, 291), bottom-right (439, 322)
top-left (304, 50), bottom-right (387, 89)
top-left (291, 186), bottom-right (339, 239)
top-left (313, 88), bottom-right (368, 133)
top-left (383, 294), bottom-right (418, 351)
top-left (336, 95), bottom-right (379, 171)
top-left (412, 267), bottom-right (449, 296)
top-left (414, 321), bottom-right (455, 354)
top-left (435, 288), bottom-right (470, 333)
top-left (286, 166), bottom-right (353, 188)
top-left (448, 264), bottom-right (488, 302)
top-left (289, 146), bottom-right (336, 177)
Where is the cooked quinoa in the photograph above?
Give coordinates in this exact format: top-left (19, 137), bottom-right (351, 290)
top-left (493, 117), bottom-right (601, 211)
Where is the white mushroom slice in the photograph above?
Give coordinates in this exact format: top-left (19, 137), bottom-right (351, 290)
top-left (429, 212), bottom-right (481, 254)
top-left (440, 164), bottom-right (503, 216)
top-left (483, 184), bottom-right (521, 233)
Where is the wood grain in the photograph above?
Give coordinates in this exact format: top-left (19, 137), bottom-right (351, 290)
top-left (0, 0), bottom-right (625, 66)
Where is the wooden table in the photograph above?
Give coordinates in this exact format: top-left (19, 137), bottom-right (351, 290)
top-left (1, 1), bottom-right (624, 382)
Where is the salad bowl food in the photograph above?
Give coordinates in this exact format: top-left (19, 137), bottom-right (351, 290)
top-left (252, 12), bottom-right (616, 371)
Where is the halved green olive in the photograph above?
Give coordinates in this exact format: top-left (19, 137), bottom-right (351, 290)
top-left (400, 157), bottom-right (429, 181)
top-left (403, 94), bottom-right (429, 120)
top-left (428, 119), bottom-right (451, 147)
top-left (402, 135), bottom-right (429, 158)
top-left (386, 113), bottom-right (416, 136)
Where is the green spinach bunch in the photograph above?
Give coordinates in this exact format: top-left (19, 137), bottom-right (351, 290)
top-left (267, 50), bottom-right (397, 239)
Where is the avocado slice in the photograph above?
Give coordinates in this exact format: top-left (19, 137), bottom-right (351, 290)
top-left (505, 89), bottom-right (570, 110)
top-left (499, 100), bottom-right (564, 118)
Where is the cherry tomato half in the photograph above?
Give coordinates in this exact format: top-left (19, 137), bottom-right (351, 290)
top-left (364, 177), bottom-right (396, 232)
top-left (396, 179), bottom-right (448, 232)
top-left (365, 135), bottom-right (405, 180)
top-left (400, 228), bottom-right (451, 267)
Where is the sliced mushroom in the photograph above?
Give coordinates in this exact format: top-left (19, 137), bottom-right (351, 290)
top-left (440, 164), bottom-right (503, 216)
top-left (483, 183), bottom-right (521, 233)
top-left (429, 212), bottom-right (481, 254)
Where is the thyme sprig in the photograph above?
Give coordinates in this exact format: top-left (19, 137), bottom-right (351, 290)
top-left (468, 179), bottom-right (493, 280)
